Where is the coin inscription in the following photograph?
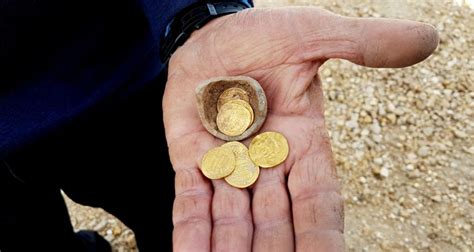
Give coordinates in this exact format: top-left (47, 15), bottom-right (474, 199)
top-left (248, 131), bottom-right (289, 168)
top-left (225, 99), bottom-right (254, 126)
top-left (201, 146), bottom-right (236, 179)
top-left (216, 102), bottom-right (252, 136)
top-left (225, 153), bottom-right (260, 188)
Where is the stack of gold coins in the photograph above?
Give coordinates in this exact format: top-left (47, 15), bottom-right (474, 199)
top-left (199, 86), bottom-right (289, 189)
top-left (200, 131), bottom-right (289, 189)
top-left (216, 87), bottom-right (254, 137)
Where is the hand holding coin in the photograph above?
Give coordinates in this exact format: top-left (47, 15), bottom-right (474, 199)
top-left (163, 6), bottom-right (438, 251)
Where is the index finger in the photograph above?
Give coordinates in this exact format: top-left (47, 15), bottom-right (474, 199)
top-left (170, 132), bottom-right (216, 252)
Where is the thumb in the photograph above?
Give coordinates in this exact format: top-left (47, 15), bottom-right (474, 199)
top-left (288, 8), bottom-right (440, 67)
top-left (218, 7), bottom-right (439, 69)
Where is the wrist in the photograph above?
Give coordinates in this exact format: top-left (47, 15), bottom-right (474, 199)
top-left (160, 1), bottom-right (252, 63)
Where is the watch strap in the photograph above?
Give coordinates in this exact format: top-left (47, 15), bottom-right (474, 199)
top-left (160, 1), bottom-right (252, 63)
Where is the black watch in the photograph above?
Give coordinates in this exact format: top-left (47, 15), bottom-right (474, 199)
top-left (160, 1), bottom-right (252, 63)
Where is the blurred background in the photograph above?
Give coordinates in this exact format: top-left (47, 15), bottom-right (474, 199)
top-left (65, 0), bottom-right (473, 251)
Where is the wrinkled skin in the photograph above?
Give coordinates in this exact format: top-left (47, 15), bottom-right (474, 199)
top-left (163, 7), bottom-right (438, 252)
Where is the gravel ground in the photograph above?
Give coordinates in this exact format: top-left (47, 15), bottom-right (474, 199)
top-left (66, 0), bottom-right (474, 251)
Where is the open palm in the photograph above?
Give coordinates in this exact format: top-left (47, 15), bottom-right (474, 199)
top-left (163, 7), bottom-right (438, 252)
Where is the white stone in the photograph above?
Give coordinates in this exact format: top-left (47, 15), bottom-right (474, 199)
top-left (380, 167), bottom-right (390, 177)
top-left (418, 146), bottom-right (430, 157)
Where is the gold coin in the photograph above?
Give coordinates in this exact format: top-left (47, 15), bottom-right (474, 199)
top-left (248, 131), bottom-right (289, 168)
top-left (225, 99), bottom-right (254, 126)
top-left (217, 87), bottom-right (249, 111)
top-left (224, 150), bottom-right (260, 188)
top-left (222, 142), bottom-right (259, 188)
top-left (200, 146), bottom-right (236, 179)
top-left (216, 102), bottom-right (252, 136)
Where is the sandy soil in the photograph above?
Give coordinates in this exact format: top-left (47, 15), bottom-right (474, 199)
top-left (66, 0), bottom-right (474, 251)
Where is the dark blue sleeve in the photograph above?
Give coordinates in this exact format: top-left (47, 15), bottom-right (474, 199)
top-left (0, 0), bottom-right (253, 158)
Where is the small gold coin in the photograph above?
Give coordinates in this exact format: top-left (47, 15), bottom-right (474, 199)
top-left (200, 146), bottom-right (236, 179)
top-left (225, 151), bottom-right (260, 188)
top-left (216, 102), bottom-right (252, 136)
top-left (222, 142), bottom-right (260, 188)
top-left (217, 87), bottom-right (249, 111)
top-left (225, 99), bottom-right (254, 126)
top-left (248, 131), bottom-right (289, 168)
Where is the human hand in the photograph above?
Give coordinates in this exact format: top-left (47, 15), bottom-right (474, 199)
top-left (163, 6), bottom-right (438, 251)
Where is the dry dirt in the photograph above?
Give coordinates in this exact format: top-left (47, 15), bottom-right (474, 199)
top-left (65, 0), bottom-right (474, 251)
